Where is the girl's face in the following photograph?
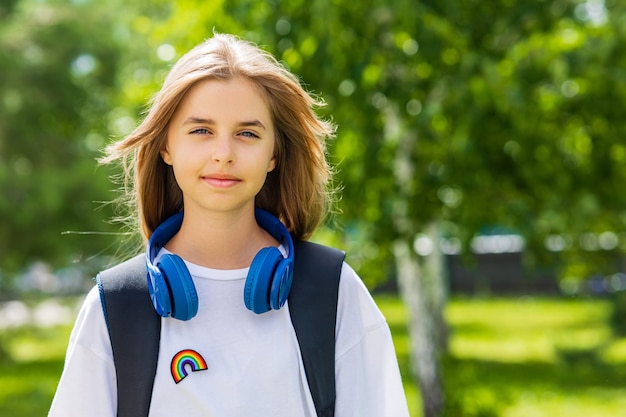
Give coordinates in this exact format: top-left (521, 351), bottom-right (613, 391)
top-left (161, 77), bottom-right (276, 217)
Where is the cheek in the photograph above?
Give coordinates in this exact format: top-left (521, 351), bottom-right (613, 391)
top-left (165, 140), bottom-right (197, 166)
top-left (165, 147), bottom-right (195, 181)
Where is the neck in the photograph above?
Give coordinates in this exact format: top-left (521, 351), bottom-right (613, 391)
top-left (164, 206), bottom-right (277, 269)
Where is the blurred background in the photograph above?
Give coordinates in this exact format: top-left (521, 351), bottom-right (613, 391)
top-left (1, 0), bottom-right (626, 416)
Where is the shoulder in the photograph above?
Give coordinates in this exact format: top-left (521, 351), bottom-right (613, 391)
top-left (291, 240), bottom-right (377, 320)
top-left (293, 240), bottom-right (345, 265)
top-left (336, 261), bottom-right (388, 354)
top-left (337, 262), bottom-right (385, 323)
top-left (96, 254), bottom-right (151, 314)
top-left (289, 240), bottom-right (344, 298)
top-left (79, 284), bottom-right (109, 320)
top-left (97, 254), bottom-right (145, 289)
top-left (68, 285), bottom-right (112, 357)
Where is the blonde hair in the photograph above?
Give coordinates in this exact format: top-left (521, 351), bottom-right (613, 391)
top-left (102, 33), bottom-right (335, 242)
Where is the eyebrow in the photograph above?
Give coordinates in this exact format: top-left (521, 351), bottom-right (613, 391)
top-left (182, 116), bottom-right (267, 131)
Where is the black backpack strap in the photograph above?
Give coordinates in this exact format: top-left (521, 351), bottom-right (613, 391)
top-left (97, 242), bottom-right (345, 417)
top-left (96, 254), bottom-right (160, 417)
top-left (289, 240), bottom-right (345, 417)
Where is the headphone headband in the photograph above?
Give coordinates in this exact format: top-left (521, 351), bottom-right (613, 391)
top-left (147, 212), bottom-right (184, 265)
top-left (146, 209), bottom-right (293, 265)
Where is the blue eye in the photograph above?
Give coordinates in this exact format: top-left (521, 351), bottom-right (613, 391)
top-left (190, 128), bottom-right (210, 135)
top-left (240, 131), bottom-right (260, 139)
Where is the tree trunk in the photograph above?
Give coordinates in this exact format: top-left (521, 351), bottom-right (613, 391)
top-left (394, 239), bottom-right (444, 417)
top-left (388, 104), bottom-right (446, 416)
top-left (422, 222), bottom-right (448, 352)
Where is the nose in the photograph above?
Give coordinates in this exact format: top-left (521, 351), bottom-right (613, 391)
top-left (212, 135), bottom-right (235, 164)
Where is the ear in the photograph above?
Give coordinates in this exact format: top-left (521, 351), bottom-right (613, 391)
top-left (267, 156), bottom-right (277, 172)
top-left (161, 146), bottom-right (173, 166)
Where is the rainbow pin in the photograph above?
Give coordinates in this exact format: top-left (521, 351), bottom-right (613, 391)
top-left (170, 349), bottom-right (208, 384)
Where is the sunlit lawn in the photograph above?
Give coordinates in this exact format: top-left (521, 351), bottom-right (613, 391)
top-left (377, 295), bottom-right (626, 417)
top-left (0, 323), bottom-right (71, 416)
top-left (1, 295), bottom-right (625, 416)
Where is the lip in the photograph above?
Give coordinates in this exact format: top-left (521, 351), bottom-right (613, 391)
top-left (201, 173), bottom-right (241, 188)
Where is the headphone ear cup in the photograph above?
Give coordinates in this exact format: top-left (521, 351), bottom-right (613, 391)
top-left (244, 247), bottom-right (282, 314)
top-left (147, 263), bottom-right (173, 318)
top-left (269, 259), bottom-right (293, 310)
top-left (158, 254), bottom-right (198, 321)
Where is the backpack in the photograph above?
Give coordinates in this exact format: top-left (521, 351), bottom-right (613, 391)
top-left (96, 240), bottom-right (345, 417)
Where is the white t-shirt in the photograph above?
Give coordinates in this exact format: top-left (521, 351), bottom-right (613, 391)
top-left (48, 253), bottom-right (410, 417)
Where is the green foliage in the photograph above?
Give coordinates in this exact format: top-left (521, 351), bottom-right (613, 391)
top-left (4, 0), bottom-right (626, 286)
top-left (0, 0), bottom-right (128, 274)
top-left (609, 291), bottom-right (626, 336)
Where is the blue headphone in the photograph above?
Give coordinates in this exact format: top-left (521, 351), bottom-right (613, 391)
top-left (145, 208), bottom-right (295, 320)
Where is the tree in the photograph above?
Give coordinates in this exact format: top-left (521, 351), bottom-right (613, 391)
top-left (0, 0), bottom-right (128, 278)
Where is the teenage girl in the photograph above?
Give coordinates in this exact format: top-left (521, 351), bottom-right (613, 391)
top-left (48, 33), bottom-right (410, 417)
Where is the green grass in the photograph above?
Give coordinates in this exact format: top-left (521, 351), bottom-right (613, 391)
top-left (2, 295), bottom-right (626, 416)
top-left (0, 325), bottom-right (71, 416)
top-left (376, 295), bottom-right (626, 417)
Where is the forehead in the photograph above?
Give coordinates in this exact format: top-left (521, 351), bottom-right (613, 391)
top-left (173, 77), bottom-right (272, 124)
